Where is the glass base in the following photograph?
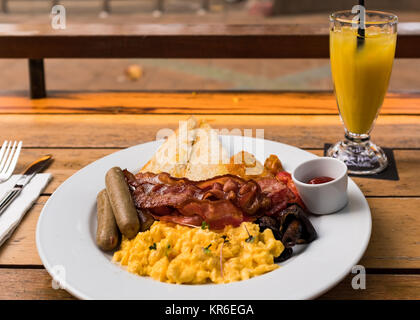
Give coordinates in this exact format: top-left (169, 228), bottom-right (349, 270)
top-left (327, 133), bottom-right (388, 175)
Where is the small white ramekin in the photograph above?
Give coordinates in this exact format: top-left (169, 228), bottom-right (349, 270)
top-left (292, 157), bottom-right (348, 215)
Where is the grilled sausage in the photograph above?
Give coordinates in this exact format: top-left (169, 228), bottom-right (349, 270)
top-left (105, 167), bottom-right (140, 238)
top-left (96, 189), bottom-right (119, 251)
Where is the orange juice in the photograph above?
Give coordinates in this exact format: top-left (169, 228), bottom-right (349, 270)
top-left (330, 26), bottom-right (396, 134)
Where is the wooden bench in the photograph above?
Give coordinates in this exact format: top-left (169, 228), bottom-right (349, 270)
top-left (1, 0), bottom-right (211, 14)
top-left (1, 23), bottom-right (420, 98)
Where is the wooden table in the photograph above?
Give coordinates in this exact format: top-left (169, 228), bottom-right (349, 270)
top-left (0, 90), bottom-right (419, 299)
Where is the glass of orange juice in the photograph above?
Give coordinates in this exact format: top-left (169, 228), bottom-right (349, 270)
top-left (327, 10), bottom-right (397, 175)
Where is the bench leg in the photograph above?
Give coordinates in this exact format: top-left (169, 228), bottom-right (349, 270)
top-left (28, 59), bottom-right (46, 99)
top-left (155, 0), bottom-right (164, 12)
top-left (103, 0), bottom-right (110, 13)
top-left (201, 0), bottom-right (209, 11)
top-left (2, 0), bottom-right (8, 13)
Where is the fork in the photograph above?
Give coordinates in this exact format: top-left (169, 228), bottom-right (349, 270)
top-left (0, 141), bottom-right (23, 183)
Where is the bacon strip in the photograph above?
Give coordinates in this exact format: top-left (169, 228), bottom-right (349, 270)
top-left (124, 169), bottom-right (302, 230)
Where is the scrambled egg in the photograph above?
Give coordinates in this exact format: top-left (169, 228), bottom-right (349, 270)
top-left (113, 221), bottom-right (284, 284)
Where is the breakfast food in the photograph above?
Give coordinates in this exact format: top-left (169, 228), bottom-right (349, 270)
top-left (137, 209), bottom-right (155, 232)
top-left (307, 176), bottom-right (334, 184)
top-left (105, 167), bottom-right (140, 239)
top-left (113, 221), bottom-right (283, 284)
top-left (123, 170), bottom-right (301, 230)
top-left (96, 189), bottom-right (119, 251)
top-left (140, 116), bottom-right (198, 177)
top-left (185, 120), bottom-right (229, 180)
top-left (96, 117), bottom-right (317, 284)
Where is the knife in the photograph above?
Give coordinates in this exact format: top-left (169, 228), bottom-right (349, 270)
top-left (0, 154), bottom-right (52, 216)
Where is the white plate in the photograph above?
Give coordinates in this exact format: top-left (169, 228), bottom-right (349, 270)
top-left (36, 136), bottom-right (371, 300)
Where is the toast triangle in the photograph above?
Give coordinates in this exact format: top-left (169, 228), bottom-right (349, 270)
top-left (139, 116), bottom-right (198, 177)
top-left (185, 121), bottom-right (229, 180)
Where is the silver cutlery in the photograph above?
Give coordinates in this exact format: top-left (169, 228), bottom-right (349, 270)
top-left (0, 141), bottom-right (23, 183)
top-left (0, 154), bottom-right (52, 216)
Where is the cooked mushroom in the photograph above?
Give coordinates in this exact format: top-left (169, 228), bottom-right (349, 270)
top-left (277, 204), bottom-right (317, 248)
top-left (274, 247), bottom-right (293, 263)
top-left (137, 209), bottom-right (155, 232)
top-left (281, 219), bottom-right (303, 247)
top-left (257, 204), bottom-right (317, 262)
top-left (256, 215), bottom-right (281, 240)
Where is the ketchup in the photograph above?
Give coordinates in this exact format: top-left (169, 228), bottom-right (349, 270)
top-left (307, 176), bottom-right (334, 184)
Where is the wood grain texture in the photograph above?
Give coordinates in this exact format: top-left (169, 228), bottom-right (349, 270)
top-left (0, 269), bottom-right (74, 300)
top-left (0, 114), bottom-right (419, 149)
top-left (320, 274), bottom-right (420, 300)
top-left (1, 196), bottom-right (419, 269)
top-left (0, 268), bottom-right (418, 300)
top-left (0, 197), bottom-right (47, 266)
top-left (0, 23), bottom-right (419, 58)
top-left (350, 150), bottom-right (420, 197)
top-left (5, 22), bottom-right (420, 36)
top-left (7, 148), bottom-right (420, 197)
top-left (0, 90), bottom-right (418, 299)
top-left (15, 149), bottom-right (114, 194)
top-left (1, 92), bottom-right (420, 115)
top-left (361, 198), bottom-right (420, 269)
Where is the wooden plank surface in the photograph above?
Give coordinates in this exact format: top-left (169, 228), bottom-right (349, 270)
top-left (0, 197), bottom-right (47, 266)
top-left (0, 268), bottom-right (418, 300)
top-left (361, 198), bottom-right (420, 269)
top-left (320, 274), bottom-right (420, 300)
top-left (0, 149), bottom-right (418, 273)
top-left (5, 148), bottom-right (420, 197)
top-left (1, 92), bottom-right (420, 115)
top-left (0, 23), bottom-right (419, 58)
top-left (3, 23), bottom-right (418, 36)
top-left (0, 23), bottom-right (332, 36)
top-left (1, 195), bottom-right (419, 268)
top-left (0, 91), bottom-right (418, 300)
top-left (0, 269), bottom-right (74, 300)
top-left (0, 114), bottom-right (419, 149)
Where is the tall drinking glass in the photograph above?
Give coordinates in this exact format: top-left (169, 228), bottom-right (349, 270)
top-left (327, 10), bottom-right (398, 175)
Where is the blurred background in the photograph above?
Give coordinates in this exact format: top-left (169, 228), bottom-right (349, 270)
top-left (1, 0), bottom-right (420, 92)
